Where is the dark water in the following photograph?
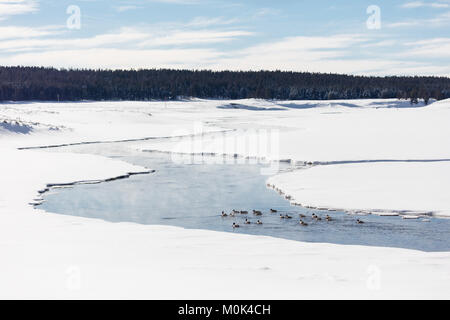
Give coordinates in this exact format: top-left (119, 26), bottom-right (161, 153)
top-left (40, 143), bottom-right (450, 252)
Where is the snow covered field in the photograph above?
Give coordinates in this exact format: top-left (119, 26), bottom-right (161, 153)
top-left (1, 98), bottom-right (450, 299)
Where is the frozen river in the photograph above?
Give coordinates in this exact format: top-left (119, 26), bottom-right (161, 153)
top-left (40, 142), bottom-right (450, 252)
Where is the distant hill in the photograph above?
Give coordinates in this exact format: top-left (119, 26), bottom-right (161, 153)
top-left (0, 66), bottom-right (449, 103)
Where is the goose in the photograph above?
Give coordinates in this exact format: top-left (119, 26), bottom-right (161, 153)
top-left (325, 215), bottom-right (333, 221)
top-left (356, 219), bottom-right (364, 224)
top-left (253, 210), bottom-right (262, 215)
top-left (240, 210), bottom-right (248, 214)
top-left (300, 220), bottom-right (308, 226)
top-left (244, 219), bottom-right (251, 225)
top-left (299, 214), bottom-right (306, 218)
top-left (232, 223), bottom-right (240, 228)
top-left (221, 211), bottom-right (228, 217)
top-left (280, 214), bottom-right (285, 219)
top-left (270, 209), bottom-right (278, 213)
top-left (285, 214), bottom-right (293, 219)
top-left (256, 220), bottom-right (263, 225)
top-left (232, 209), bottom-right (239, 214)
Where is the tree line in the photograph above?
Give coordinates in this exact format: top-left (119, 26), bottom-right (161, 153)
top-left (0, 66), bottom-right (449, 103)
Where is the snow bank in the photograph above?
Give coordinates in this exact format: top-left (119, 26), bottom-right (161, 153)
top-left (0, 148), bottom-right (148, 214)
top-left (267, 162), bottom-right (450, 217)
top-left (4, 215), bottom-right (450, 299)
top-left (0, 119), bottom-right (33, 134)
top-left (137, 100), bottom-right (450, 162)
top-left (0, 100), bottom-right (226, 149)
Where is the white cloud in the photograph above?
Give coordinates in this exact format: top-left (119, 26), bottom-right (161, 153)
top-left (0, 0), bottom-right (38, 20)
top-left (401, 1), bottom-right (449, 8)
top-left (403, 38), bottom-right (450, 58)
top-left (2, 31), bottom-right (448, 76)
top-left (206, 35), bottom-right (382, 73)
top-left (0, 48), bottom-right (223, 70)
top-left (185, 16), bottom-right (238, 27)
top-left (254, 8), bottom-right (281, 17)
top-left (388, 10), bottom-right (450, 27)
top-left (361, 40), bottom-right (398, 48)
top-left (0, 32), bottom-right (373, 72)
top-left (0, 14), bottom-right (448, 77)
top-left (205, 35), bottom-right (450, 76)
top-left (388, 21), bottom-right (419, 28)
top-left (114, 5), bottom-right (140, 12)
top-left (0, 25), bottom-right (62, 40)
top-left (3, 31), bottom-right (441, 76)
top-left (138, 30), bottom-right (253, 47)
top-left (0, 27), bottom-right (151, 52)
top-left (0, 25), bottom-right (253, 53)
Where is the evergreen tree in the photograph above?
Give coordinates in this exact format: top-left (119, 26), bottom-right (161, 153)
top-left (0, 66), bottom-right (448, 102)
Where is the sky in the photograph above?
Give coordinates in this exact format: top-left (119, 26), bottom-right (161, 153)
top-left (0, 0), bottom-right (449, 76)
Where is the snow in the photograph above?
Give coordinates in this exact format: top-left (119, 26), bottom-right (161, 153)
top-left (137, 99), bottom-right (450, 163)
top-left (0, 148), bottom-right (147, 215)
top-left (267, 162), bottom-right (450, 217)
top-left (1, 98), bottom-right (450, 299)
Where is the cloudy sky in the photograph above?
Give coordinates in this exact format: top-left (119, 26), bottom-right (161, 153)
top-left (0, 0), bottom-right (449, 76)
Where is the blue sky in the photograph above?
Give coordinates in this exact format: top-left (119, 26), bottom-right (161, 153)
top-left (0, 0), bottom-right (449, 75)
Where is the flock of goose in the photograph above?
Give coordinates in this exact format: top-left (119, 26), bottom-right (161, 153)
top-left (221, 209), bottom-right (365, 228)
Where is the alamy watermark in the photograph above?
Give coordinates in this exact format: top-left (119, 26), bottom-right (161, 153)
top-left (67, 5), bottom-right (81, 30)
top-left (366, 5), bottom-right (381, 30)
top-left (65, 265), bottom-right (82, 291)
top-left (167, 122), bottom-right (281, 176)
top-left (366, 264), bottom-right (382, 291)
